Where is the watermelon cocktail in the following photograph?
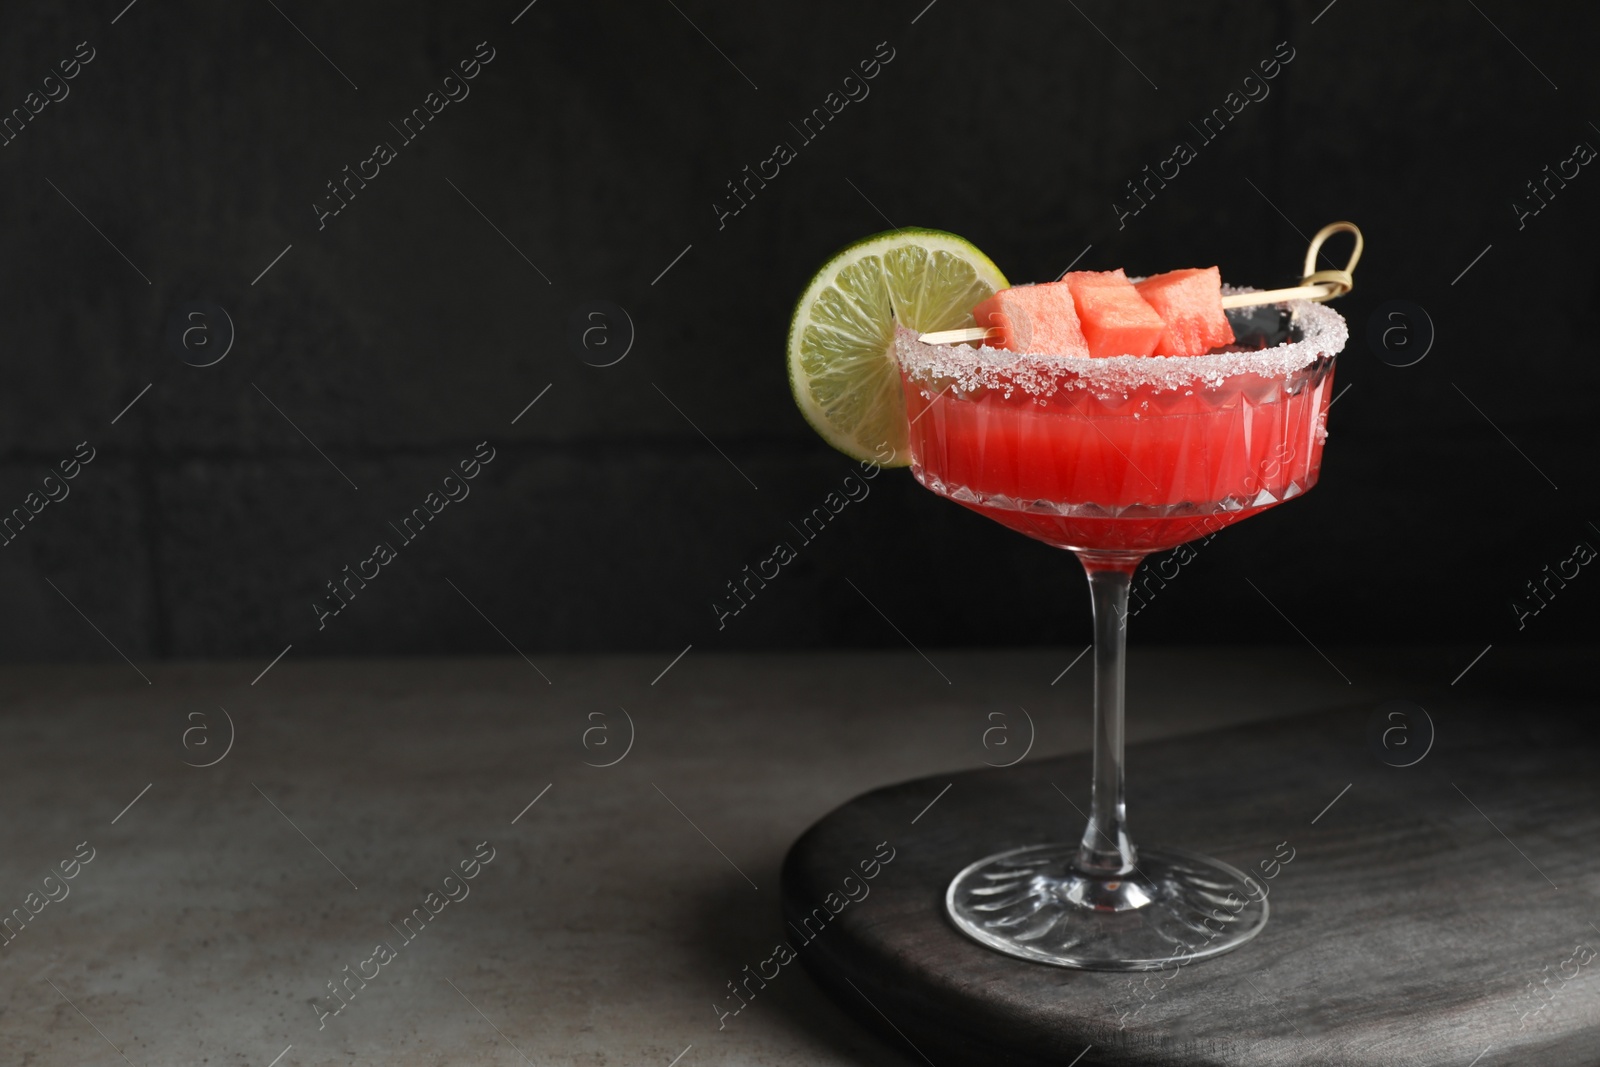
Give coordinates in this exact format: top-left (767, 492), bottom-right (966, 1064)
top-left (787, 225), bottom-right (1357, 972)
top-left (898, 299), bottom-right (1348, 971)
top-left (896, 300), bottom-right (1344, 554)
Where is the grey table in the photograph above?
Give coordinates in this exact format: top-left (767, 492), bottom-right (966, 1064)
top-left (0, 645), bottom-right (1566, 1065)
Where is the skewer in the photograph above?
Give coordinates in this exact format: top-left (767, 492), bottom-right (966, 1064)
top-left (1219, 282), bottom-right (1341, 308)
top-left (918, 221), bottom-right (1363, 346)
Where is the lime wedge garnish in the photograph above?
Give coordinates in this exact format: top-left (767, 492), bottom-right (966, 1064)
top-left (787, 228), bottom-right (1008, 466)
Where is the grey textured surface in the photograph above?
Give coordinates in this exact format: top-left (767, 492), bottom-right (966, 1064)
top-left (0, 645), bottom-right (1431, 1066)
top-left (0, 0), bottom-right (1595, 659)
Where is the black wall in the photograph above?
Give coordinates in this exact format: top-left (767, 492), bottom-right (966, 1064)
top-left (0, 0), bottom-right (1594, 664)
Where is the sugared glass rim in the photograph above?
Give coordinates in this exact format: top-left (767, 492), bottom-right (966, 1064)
top-left (894, 293), bottom-right (1348, 397)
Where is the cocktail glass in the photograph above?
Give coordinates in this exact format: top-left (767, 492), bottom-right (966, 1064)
top-left (895, 298), bottom-right (1348, 970)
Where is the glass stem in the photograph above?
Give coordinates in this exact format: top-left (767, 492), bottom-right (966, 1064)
top-left (1074, 551), bottom-right (1144, 876)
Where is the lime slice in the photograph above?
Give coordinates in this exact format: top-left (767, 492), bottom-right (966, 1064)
top-left (787, 228), bottom-right (1008, 466)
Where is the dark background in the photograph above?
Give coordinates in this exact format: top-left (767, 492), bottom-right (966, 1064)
top-left (0, 0), bottom-right (1594, 665)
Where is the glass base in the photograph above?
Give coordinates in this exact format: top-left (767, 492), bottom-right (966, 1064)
top-left (945, 843), bottom-right (1268, 971)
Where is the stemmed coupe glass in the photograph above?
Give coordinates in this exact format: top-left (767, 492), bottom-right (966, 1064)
top-left (895, 263), bottom-right (1350, 970)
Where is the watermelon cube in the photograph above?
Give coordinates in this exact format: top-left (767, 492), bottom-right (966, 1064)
top-left (1062, 269), bottom-right (1165, 358)
top-left (1135, 266), bottom-right (1236, 356)
top-left (969, 281), bottom-right (1090, 357)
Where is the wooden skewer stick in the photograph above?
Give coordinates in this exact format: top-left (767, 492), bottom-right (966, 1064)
top-left (1218, 282), bottom-right (1342, 308)
top-left (918, 221), bottom-right (1364, 346)
top-left (916, 326), bottom-right (1020, 345)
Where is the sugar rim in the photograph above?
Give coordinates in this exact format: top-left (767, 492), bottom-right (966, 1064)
top-left (894, 293), bottom-right (1349, 397)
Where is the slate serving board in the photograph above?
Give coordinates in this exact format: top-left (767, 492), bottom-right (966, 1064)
top-left (781, 699), bottom-right (1600, 1066)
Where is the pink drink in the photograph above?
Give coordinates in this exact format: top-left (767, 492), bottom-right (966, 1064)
top-left (909, 286), bottom-right (1355, 972)
top-left (896, 302), bottom-right (1346, 554)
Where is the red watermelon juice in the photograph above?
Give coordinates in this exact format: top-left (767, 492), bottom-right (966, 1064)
top-left (894, 300), bottom-right (1347, 555)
